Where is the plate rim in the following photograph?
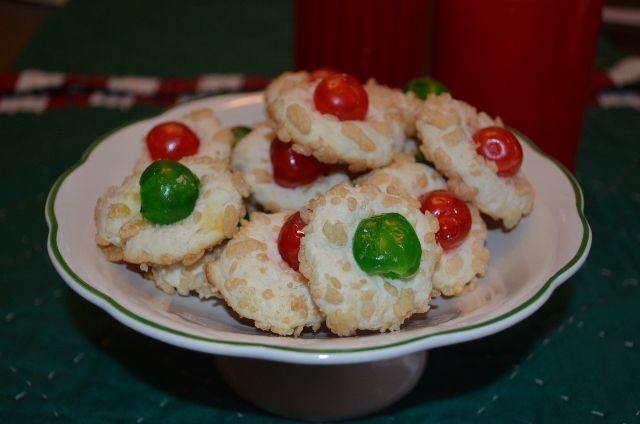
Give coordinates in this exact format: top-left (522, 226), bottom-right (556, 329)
top-left (46, 92), bottom-right (592, 363)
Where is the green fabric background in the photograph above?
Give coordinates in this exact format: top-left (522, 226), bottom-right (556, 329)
top-left (2, 1), bottom-right (639, 422)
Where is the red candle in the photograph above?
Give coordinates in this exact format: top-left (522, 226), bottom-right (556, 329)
top-left (294, 0), bottom-right (434, 88)
top-left (433, 0), bottom-right (603, 170)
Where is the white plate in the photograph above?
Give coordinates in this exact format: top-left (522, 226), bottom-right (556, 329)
top-left (46, 93), bottom-right (591, 365)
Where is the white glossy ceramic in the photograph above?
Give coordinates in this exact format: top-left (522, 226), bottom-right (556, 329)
top-left (216, 351), bottom-right (427, 421)
top-left (46, 93), bottom-right (591, 367)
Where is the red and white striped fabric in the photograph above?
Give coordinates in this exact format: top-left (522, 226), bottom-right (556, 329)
top-left (0, 70), bottom-right (270, 114)
top-left (2, 61), bottom-right (640, 114)
top-left (592, 56), bottom-right (640, 109)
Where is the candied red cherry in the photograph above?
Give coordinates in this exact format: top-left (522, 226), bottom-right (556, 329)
top-left (313, 73), bottom-right (368, 121)
top-left (277, 211), bottom-right (306, 271)
top-left (270, 138), bottom-right (329, 188)
top-left (308, 68), bottom-right (338, 81)
top-left (146, 122), bottom-right (200, 161)
top-left (419, 190), bottom-right (472, 251)
top-left (472, 126), bottom-right (523, 177)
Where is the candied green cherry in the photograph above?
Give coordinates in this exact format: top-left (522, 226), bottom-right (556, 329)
top-left (414, 148), bottom-right (429, 165)
top-left (352, 213), bottom-right (421, 279)
top-left (139, 160), bottom-right (200, 225)
top-left (404, 76), bottom-right (448, 100)
top-left (231, 126), bottom-right (252, 144)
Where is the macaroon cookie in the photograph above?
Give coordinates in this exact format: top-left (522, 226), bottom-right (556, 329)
top-left (357, 155), bottom-right (490, 297)
top-left (355, 154), bottom-right (447, 199)
top-left (416, 93), bottom-right (534, 229)
top-left (95, 156), bottom-right (248, 266)
top-left (298, 183), bottom-right (441, 336)
top-left (266, 71), bottom-right (418, 172)
top-left (231, 123), bottom-right (349, 212)
top-left (135, 107), bottom-right (235, 172)
top-left (206, 212), bottom-right (324, 336)
top-left (149, 245), bottom-right (223, 299)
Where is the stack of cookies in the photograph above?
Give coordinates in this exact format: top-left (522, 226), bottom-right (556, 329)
top-left (94, 70), bottom-right (535, 337)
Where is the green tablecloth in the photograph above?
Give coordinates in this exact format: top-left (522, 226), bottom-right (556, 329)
top-left (2, 1), bottom-right (639, 422)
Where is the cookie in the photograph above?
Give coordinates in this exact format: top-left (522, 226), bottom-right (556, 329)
top-left (95, 156), bottom-right (247, 266)
top-left (355, 153), bottom-right (447, 198)
top-left (149, 245), bottom-right (223, 299)
top-left (402, 138), bottom-right (420, 158)
top-left (298, 183), bottom-right (441, 336)
top-left (231, 123), bottom-right (350, 212)
top-left (432, 206), bottom-right (489, 297)
top-left (264, 71), bottom-right (308, 110)
top-left (266, 71), bottom-right (417, 172)
top-left (205, 212), bottom-right (324, 336)
top-left (357, 156), bottom-right (489, 296)
top-left (135, 108), bottom-right (234, 172)
top-left (416, 93), bottom-right (534, 229)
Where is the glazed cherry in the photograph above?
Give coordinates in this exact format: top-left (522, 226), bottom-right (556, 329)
top-left (404, 76), bottom-right (448, 100)
top-left (313, 73), bottom-right (368, 121)
top-left (308, 68), bottom-right (338, 81)
top-left (231, 125), bottom-right (251, 144)
top-left (270, 138), bottom-right (329, 188)
top-left (472, 126), bottom-right (523, 177)
top-left (145, 122), bottom-right (200, 161)
top-left (277, 211), bottom-right (306, 271)
top-left (419, 190), bottom-right (472, 251)
top-left (139, 160), bottom-right (200, 225)
top-left (352, 213), bottom-right (422, 279)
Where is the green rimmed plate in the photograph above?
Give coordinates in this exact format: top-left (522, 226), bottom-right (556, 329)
top-left (46, 93), bottom-right (591, 365)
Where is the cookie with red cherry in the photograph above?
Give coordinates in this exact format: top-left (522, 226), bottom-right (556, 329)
top-left (266, 70), bottom-right (418, 172)
top-left (134, 108), bottom-right (235, 172)
top-left (205, 211), bottom-right (324, 336)
top-left (416, 93), bottom-right (534, 229)
top-left (231, 123), bottom-right (349, 212)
